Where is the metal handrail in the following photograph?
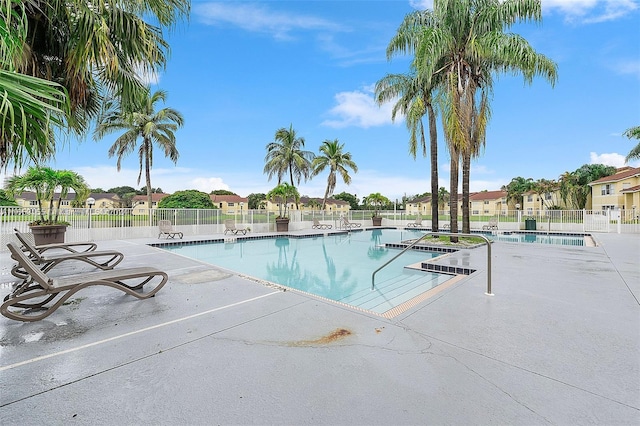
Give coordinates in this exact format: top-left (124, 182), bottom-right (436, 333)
top-left (371, 231), bottom-right (493, 296)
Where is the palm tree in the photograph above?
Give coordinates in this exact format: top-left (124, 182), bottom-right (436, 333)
top-left (0, 0), bottom-right (189, 169)
top-left (623, 126), bottom-right (640, 161)
top-left (377, 9), bottom-right (445, 233)
top-left (5, 166), bottom-right (89, 224)
top-left (408, 0), bottom-right (557, 239)
top-left (502, 176), bottom-right (534, 209)
top-left (311, 139), bottom-right (358, 210)
top-left (264, 125), bottom-right (315, 187)
top-left (93, 89), bottom-right (184, 209)
top-left (0, 1), bottom-right (69, 168)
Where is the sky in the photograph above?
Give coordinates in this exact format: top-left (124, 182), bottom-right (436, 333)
top-left (7, 0), bottom-right (640, 202)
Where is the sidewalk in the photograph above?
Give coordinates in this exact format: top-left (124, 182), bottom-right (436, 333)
top-left (0, 232), bottom-right (638, 424)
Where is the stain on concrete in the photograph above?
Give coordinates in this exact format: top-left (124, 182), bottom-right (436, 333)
top-left (287, 328), bottom-right (353, 347)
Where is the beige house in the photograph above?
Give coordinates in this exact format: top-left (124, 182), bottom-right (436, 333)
top-left (132, 193), bottom-right (170, 215)
top-left (405, 196), bottom-right (432, 216)
top-left (264, 196), bottom-right (350, 214)
top-left (85, 193), bottom-right (122, 210)
top-left (588, 166), bottom-right (640, 212)
top-left (521, 190), bottom-right (565, 214)
top-left (13, 192), bottom-right (120, 211)
top-left (210, 194), bottom-right (249, 214)
top-left (469, 191), bottom-right (508, 216)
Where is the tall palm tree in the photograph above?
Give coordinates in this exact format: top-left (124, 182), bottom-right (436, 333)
top-left (410, 0), bottom-right (557, 238)
top-left (264, 125), bottom-right (315, 187)
top-left (377, 9), bottom-right (445, 232)
top-left (623, 126), bottom-right (640, 161)
top-left (93, 89), bottom-right (184, 208)
top-left (311, 139), bottom-right (358, 210)
top-left (1, 0), bottom-right (189, 168)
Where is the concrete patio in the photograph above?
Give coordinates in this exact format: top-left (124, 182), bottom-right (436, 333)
top-left (0, 231), bottom-right (638, 425)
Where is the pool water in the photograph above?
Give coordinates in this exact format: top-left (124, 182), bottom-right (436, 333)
top-left (161, 229), bottom-right (452, 315)
top-left (484, 232), bottom-right (588, 246)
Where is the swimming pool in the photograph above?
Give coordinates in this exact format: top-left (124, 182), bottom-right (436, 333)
top-left (160, 229), bottom-right (454, 316)
top-left (483, 231), bottom-right (591, 246)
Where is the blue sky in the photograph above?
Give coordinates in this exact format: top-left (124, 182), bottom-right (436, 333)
top-left (13, 0), bottom-right (640, 201)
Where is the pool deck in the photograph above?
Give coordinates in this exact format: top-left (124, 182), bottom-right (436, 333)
top-left (0, 230), bottom-right (638, 425)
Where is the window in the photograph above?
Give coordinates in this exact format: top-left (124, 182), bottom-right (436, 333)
top-left (601, 184), bottom-right (612, 195)
top-left (29, 200), bottom-right (38, 206)
top-left (545, 193), bottom-right (552, 200)
top-left (61, 200), bottom-right (69, 206)
top-left (228, 202), bottom-right (234, 207)
top-left (472, 210), bottom-right (479, 215)
top-left (483, 200), bottom-right (489, 204)
top-left (527, 195), bottom-right (533, 202)
top-left (484, 210), bottom-right (489, 214)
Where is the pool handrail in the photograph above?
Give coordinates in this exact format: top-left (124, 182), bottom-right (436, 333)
top-left (371, 231), bottom-right (493, 296)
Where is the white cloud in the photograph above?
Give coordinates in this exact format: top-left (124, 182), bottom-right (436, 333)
top-left (190, 177), bottom-right (229, 193)
top-left (135, 64), bottom-right (160, 86)
top-left (589, 151), bottom-right (628, 167)
top-left (409, 0), bottom-right (434, 10)
top-left (614, 59), bottom-right (640, 79)
top-left (194, 2), bottom-right (343, 40)
top-left (322, 86), bottom-right (400, 129)
top-left (542, 0), bottom-right (638, 23)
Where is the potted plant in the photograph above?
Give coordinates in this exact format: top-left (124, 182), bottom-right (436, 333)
top-left (267, 183), bottom-right (300, 232)
top-left (5, 166), bottom-right (90, 244)
top-left (366, 192), bottom-right (390, 226)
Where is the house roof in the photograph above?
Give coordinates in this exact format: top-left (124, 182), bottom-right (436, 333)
top-left (210, 194), bottom-right (248, 203)
top-left (588, 167), bottom-right (640, 185)
top-left (621, 184), bottom-right (640, 193)
top-left (300, 196), bottom-right (349, 206)
top-left (469, 190), bottom-right (507, 201)
top-left (410, 196), bottom-right (432, 204)
top-left (132, 193), bottom-right (170, 202)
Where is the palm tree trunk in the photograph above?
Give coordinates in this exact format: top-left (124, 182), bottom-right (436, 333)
top-left (322, 185), bottom-right (329, 210)
top-left (462, 151), bottom-right (470, 234)
top-left (427, 102), bottom-right (438, 232)
top-left (450, 150), bottom-right (459, 243)
top-left (144, 140), bottom-right (153, 223)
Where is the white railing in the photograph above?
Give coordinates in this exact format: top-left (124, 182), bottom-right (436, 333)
top-left (1, 207), bottom-right (637, 250)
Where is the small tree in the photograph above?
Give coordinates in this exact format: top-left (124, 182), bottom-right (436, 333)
top-left (267, 183), bottom-right (300, 218)
top-left (247, 193), bottom-right (266, 210)
top-left (157, 190), bottom-right (215, 209)
top-left (366, 192), bottom-right (391, 218)
top-left (5, 166), bottom-right (90, 225)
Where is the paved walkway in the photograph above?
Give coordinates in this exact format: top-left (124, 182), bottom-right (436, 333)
top-left (0, 231), bottom-right (638, 425)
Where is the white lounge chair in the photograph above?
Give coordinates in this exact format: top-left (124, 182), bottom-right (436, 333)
top-left (482, 217), bottom-right (499, 230)
top-left (407, 216), bottom-right (423, 227)
top-left (312, 218), bottom-right (332, 229)
top-left (158, 220), bottom-right (183, 239)
top-left (224, 219), bottom-right (248, 235)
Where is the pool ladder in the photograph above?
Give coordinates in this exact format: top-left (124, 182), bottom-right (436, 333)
top-left (371, 232), bottom-right (493, 296)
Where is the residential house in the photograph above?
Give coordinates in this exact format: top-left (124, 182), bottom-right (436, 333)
top-left (264, 196), bottom-right (350, 214)
top-left (299, 196), bottom-right (350, 213)
top-left (405, 196), bottom-right (432, 216)
top-left (588, 166), bottom-right (640, 212)
top-left (521, 189), bottom-right (566, 215)
top-left (86, 193), bottom-right (121, 210)
top-left (132, 193), bottom-right (170, 215)
top-left (469, 191), bottom-right (508, 216)
top-left (13, 192), bottom-right (119, 211)
top-left (210, 194), bottom-right (249, 214)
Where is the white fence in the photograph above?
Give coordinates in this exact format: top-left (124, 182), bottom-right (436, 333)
top-left (1, 207), bottom-right (638, 250)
